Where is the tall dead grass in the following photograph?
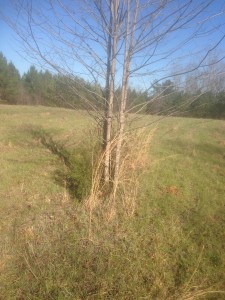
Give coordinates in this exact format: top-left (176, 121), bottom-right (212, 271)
top-left (85, 127), bottom-right (155, 237)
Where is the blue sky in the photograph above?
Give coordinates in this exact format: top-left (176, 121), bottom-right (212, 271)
top-left (0, 0), bottom-right (31, 74)
top-left (0, 0), bottom-right (225, 89)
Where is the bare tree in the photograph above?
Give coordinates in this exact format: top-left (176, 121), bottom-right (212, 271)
top-left (2, 0), bottom-right (225, 198)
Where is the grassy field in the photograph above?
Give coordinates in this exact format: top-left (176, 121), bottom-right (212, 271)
top-left (0, 104), bottom-right (225, 299)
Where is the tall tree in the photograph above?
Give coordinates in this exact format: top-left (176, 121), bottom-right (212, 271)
top-left (0, 52), bottom-right (21, 104)
top-left (4, 0), bottom-right (225, 194)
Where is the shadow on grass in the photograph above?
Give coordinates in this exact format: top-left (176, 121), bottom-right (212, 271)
top-left (30, 127), bottom-right (92, 201)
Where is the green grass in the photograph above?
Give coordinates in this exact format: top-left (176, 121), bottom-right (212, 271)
top-left (0, 105), bottom-right (225, 299)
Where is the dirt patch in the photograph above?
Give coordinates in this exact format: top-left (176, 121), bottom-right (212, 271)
top-left (164, 185), bottom-right (180, 196)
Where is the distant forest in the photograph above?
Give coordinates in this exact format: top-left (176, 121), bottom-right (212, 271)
top-left (1, 52), bottom-right (225, 119)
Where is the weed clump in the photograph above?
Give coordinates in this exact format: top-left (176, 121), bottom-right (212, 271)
top-left (65, 145), bottom-right (94, 200)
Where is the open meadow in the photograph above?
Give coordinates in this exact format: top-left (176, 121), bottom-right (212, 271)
top-left (0, 105), bottom-right (225, 299)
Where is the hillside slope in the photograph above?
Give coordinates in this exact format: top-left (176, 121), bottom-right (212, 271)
top-left (1, 105), bottom-right (225, 299)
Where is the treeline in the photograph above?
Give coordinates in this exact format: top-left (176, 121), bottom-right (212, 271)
top-left (1, 52), bottom-right (225, 119)
top-left (147, 79), bottom-right (225, 119)
top-left (0, 52), bottom-right (104, 109)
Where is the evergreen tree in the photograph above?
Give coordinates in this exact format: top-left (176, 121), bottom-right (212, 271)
top-left (0, 52), bottom-right (21, 104)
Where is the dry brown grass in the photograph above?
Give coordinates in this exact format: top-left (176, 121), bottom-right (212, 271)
top-left (84, 127), bottom-right (155, 239)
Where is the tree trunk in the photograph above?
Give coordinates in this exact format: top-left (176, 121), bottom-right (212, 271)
top-left (103, 0), bottom-right (119, 183)
top-left (113, 0), bottom-right (138, 196)
top-left (113, 0), bottom-right (131, 196)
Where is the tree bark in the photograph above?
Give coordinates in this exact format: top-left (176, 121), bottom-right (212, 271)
top-left (113, 0), bottom-right (138, 196)
top-left (103, 0), bottom-right (119, 183)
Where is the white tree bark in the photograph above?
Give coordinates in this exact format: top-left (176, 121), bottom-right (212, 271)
top-left (113, 0), bottom-right (138, 196)
top-left (103, 0), bottom-right (119, 183)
